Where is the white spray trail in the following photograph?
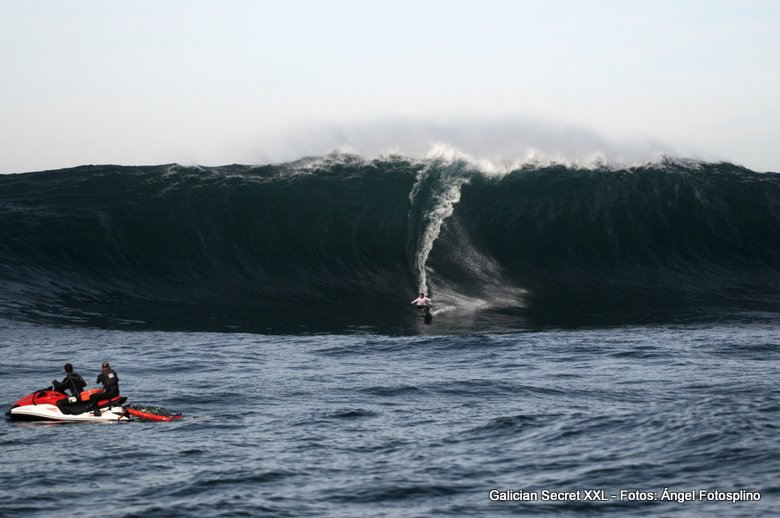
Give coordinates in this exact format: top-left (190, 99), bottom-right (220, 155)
top-left (409, 160), bottom-right (470, 294)
top-left (405, 146), bottom-right (530, 317)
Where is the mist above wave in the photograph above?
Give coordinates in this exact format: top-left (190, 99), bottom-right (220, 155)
top-left (244, 117), bottom-right (676, 173)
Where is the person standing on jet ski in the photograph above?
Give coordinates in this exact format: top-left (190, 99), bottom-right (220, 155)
top-left (90, 362), bottom-right (120, 416)
top-left (52, 363), bottom-right (86, 397)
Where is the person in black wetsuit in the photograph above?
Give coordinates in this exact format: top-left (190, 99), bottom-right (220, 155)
top-left (90, 362), bottom-right (120, 416)
top-left (52, 363), bottom-right (86, 397)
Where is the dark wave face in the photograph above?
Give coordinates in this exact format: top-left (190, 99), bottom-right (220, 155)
top-left (1, 156), bottom-right (780, 332)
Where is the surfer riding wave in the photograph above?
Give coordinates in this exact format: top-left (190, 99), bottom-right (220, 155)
top-left (411, 293), bottom-right (432, 317)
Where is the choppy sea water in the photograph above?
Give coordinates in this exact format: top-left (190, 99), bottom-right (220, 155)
top-left (2, 318), bottom-right (778, 517)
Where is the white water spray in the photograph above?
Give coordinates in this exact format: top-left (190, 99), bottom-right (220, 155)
top-left (409, 154), bottom-right (471, 294)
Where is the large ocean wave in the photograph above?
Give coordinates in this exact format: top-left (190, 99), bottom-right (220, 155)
top-left (2, 154), bottom-right (780, 332)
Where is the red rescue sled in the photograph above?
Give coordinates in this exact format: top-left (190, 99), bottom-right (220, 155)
top-left (124, 404), bottom-right (183, 422)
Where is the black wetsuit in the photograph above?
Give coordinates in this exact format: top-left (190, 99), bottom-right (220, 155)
top-left (53, 372), bottom-right (86, 397)
top-left (90, 369), bottom-right (120, 412)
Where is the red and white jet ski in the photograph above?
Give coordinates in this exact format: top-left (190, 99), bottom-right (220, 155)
top-left (6, 387), bottom-right (129, 422)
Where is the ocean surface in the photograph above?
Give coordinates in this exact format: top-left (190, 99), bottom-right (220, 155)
top-left (1, 154), bottom-right (779, 516)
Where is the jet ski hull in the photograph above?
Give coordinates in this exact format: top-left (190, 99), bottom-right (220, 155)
top-left (6, 388), bottom-right (129, 422)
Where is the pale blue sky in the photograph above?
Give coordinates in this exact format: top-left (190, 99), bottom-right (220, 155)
top-left (1, 0), bottom-right (778, 173)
